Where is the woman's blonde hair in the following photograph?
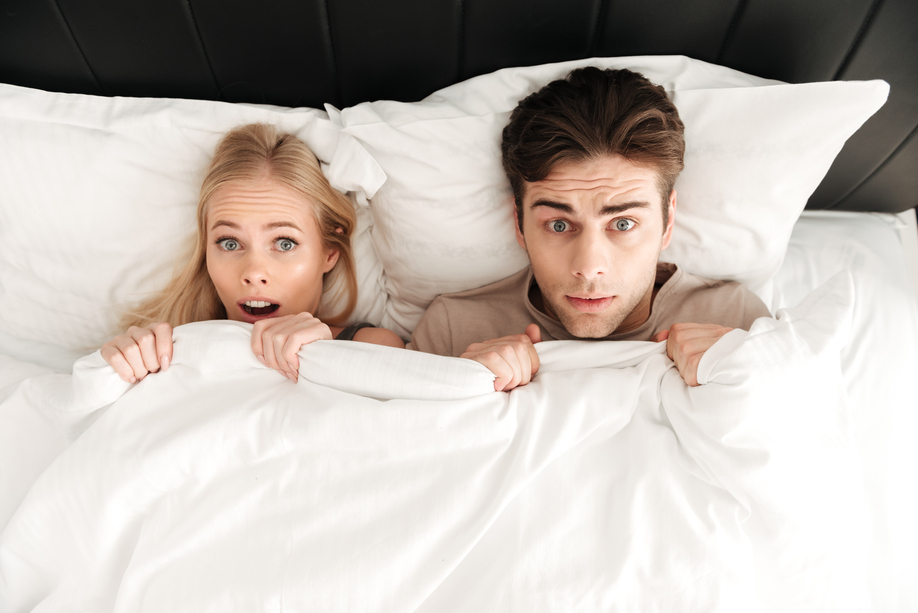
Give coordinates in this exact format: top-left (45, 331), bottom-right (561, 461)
top-left (121, 123), bottom-right (357, 329)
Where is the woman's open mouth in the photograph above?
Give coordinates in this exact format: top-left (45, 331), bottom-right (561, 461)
top-left (238, 300), bottom-right (282, 322)
top-left (242, 300), bottom-right (280, 316)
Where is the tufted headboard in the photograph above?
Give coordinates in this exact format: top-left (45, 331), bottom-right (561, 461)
top-left (1, 0), bottom-right (915, 213)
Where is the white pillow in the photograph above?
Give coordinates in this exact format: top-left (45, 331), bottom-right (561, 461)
top-left (333, 55), bottom-right (889, 338)
top-left (0, 84), bottom-right (387, 371)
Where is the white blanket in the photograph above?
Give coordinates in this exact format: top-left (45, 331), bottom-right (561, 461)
top-left (0, 274), bottom-right (870, 612)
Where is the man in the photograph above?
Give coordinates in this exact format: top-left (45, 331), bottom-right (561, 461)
top-left (408, 67), bottom-right (771, 390)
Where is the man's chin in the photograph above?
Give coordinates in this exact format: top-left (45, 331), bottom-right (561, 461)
top-left (557, 312), bottom-right (623, 339)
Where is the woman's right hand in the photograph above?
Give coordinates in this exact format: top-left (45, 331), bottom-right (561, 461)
top-left (100, 322), bottom-right (174, 383)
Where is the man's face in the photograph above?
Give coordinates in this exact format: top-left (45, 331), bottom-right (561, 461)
top-left (516, 154), bottom-right (676, 338)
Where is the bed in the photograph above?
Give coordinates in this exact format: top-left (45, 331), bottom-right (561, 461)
top-left (1, 2), bottom-right (917, 611)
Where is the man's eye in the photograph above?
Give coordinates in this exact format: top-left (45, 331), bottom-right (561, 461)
top-left (614, 219), bottom-right (636, 231)
top-left (276, 238), bottom-right (297, 252)
top-left (218, 238), bottom-right (240, 251)
top-left (550, 220), bottom-right (570, 233)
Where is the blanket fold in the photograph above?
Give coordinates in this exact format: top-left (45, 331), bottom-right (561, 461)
top-left (0, 273), bottom-right (870, 612)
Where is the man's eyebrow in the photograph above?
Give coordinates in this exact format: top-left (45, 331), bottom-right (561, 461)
top-left (599, 201), bottom-right (652, 216)
top-left (530, 199), bottom-right (652, 216)
top-left (530, 200), bottom-right (575, 214)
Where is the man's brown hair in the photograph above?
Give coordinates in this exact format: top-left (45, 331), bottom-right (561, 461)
top-left (501, 67), bottom-right (685, 229)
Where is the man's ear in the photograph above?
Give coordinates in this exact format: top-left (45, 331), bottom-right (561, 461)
top-left (513, 205), bottom-right (527, 251)
top-left (660, 190), bottom-right (677, 250)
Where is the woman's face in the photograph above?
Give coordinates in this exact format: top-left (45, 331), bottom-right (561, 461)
top-left (205, 177), bottom-right (339, 324)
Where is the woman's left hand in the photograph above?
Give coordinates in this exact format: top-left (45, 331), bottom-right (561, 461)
top-left (251, 312), bottom-right (332, 382)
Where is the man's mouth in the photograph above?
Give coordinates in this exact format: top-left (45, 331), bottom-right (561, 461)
top-left (566, 295), bottom-right (614, 313)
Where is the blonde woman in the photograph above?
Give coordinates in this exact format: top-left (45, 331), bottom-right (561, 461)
top-left (102, 123), bottom-right (403, 384)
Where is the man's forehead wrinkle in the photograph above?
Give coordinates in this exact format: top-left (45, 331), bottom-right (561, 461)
top-left (536, 175), bottom-right (650, 194)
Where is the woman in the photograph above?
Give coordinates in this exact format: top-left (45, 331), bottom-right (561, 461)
top-left (102, 123), bottom-right (403, 384)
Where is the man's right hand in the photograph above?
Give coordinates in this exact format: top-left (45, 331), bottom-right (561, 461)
top-left (460, 323), bottom-right (542, 392)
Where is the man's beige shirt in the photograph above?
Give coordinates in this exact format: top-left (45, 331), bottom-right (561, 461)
top-left (408, 263), bottom-right (772, 357)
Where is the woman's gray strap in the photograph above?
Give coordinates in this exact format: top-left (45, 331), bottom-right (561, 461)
top-left (336, 322), bottom-right (375, 341)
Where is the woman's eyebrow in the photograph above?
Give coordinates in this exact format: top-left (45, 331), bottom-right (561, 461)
top-left (209, 220), bottom-right (304, 232)
top-left (263, 221), bottom-right (304, 232)
top-left (210, 220), bottom-right (239, 231)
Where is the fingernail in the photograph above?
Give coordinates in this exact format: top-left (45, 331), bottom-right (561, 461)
top-left (129, 376), bottom-right (137, 384)
top-left (256, 355), bottom-right (266, 365)
top-left (161, 355), bottom-right (169, 372)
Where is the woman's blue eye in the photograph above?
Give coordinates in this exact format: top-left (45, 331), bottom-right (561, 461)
top-left (276, 238), bottom-right (296, 251)
top-left (218, 238), bottom-right (240, 251)
top-left (614, 219), bottom-right (636, 231)
top-left (550, 220), bottom-right (569, 233)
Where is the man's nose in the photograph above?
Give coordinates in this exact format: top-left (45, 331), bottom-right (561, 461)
top-left (570, 229), bottom-right (610, 280)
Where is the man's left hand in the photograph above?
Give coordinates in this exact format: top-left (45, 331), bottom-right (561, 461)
top-left (651, 323), bottom-right (734, 387)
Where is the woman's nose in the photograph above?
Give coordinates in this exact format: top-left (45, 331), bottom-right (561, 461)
top-left (242, 253), bottom-right (270, 285)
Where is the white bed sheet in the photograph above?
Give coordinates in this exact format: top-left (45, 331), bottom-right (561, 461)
top-left (1, 210), bottom-right (917, 611)
top-left (771, 210), bottom-right (918, 612)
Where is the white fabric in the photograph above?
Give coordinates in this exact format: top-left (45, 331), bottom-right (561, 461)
top-left (334, 55), bottom-right (888, 337)
top-left (0, 84), bottom-right (387, 371)
top-left (772, 211), bottom-right (918, 612)
top-left (0, 60), bottom-right (889, 369)
top-left (0, 275), bottom-right (870, 611)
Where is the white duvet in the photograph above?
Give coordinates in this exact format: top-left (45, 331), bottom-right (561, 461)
top-left (0, 274), bottom-right (871, 612)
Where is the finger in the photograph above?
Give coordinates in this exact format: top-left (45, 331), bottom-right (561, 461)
top-left (270, 325), bottom-right (298, 381)
top-left (113, 337), bottom-right (151, 382)
top-left (275, 341), bottom-right (295, 380)
top-left (510, 340), bottom-right (534, 387)
top-left (250, 324), bottom-right (265, 361)
top-left (669, 326), bottom-right (731, 342)
top-left (675, 335), bottom-right (722, 361)
top-left (129, 327), bottom-right (163, 375)
top-left (476, 351), bottom-right (517, 392)
top-left (680, 353), bottom-right (704, 387)
top-left (494, 344), bottom-right (525, 390)
top-left (525, 338), bottom-right (540, 378)
top-left (668, 322), bottom-right (727, 334)
top-left (250, 315), bottom-right (290, 361)
top-left (671, 337), bottom-right (721, 385)
top-left (250, 318), bottom-right (275, 361)
top-left (525, 323), bottom-right (542, 344)
top-left (257, 321), bottom-right (286, 378)
top-left (666, 326), bottom-right (730, 362)
top-left (150, 322), bottom-right (174, 372)
top-left (281, 319), bottom-right (330, 379)
top-left (651, 329), bottom-right (669, 343)
top-left (669, 330), bottom-right (730, 363)
top-left (252, 317), bottom-right (295, 379)
top-left (101, 345), bottom-right (137, 383)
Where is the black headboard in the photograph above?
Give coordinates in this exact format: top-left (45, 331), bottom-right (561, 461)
top-left (1, 0), bottom-right (916, 213)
